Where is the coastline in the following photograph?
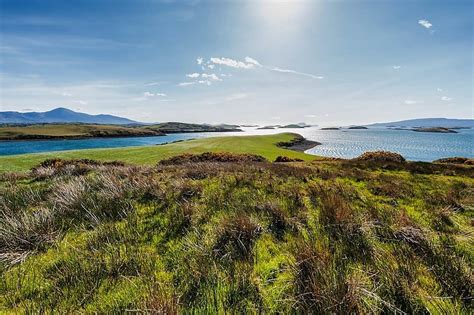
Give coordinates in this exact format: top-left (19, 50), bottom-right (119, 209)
top-left (0, 129), bottom-right (242, 142)
top-left (277, 134), bottom-right (321, 152)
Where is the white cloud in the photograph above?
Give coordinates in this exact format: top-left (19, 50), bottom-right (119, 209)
top-left (74, 100), bottom-right (88, 105)
top-left (197, 57), bottom-right (203, 65)
top-left (178, 82), bottom-right (196, 87)
top-left (404, 100), bottom-right (417, 104)
top-left (392, 65), bottom-right (401, 70)
top-left (270, 67), bottom-right (324, 79)
top-left (244, 56), bottom-right (262, 67)
top-left (441, 96), bottom-right (452, 101)
top-left (61, 91), bottom-right (72, 96)
top-left (198, 80), bottom-right (212, 86)
top-left (210, 57), bottom-right (256, 69)
top-left (436, 88), bottom-right (443, 92)
top-left (133, 91), bottom-right (167, 100)
top-left (305, 114), bottom-right (317, 118)
top-left (186, 73), bottom-right (200, 78)
top-left (418, 19), bottom-right (432, 29)
top-left (201, 73), bottom-right (221, 81)
top-left (226, 93), bottom-right (248, 101)
top-left (208, 64), bottom-right (215, 69)
top-left (144, 81), bottom-right (161, 86)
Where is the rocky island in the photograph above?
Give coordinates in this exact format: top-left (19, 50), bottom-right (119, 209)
top-left (412, 127), bottom-right (458, 133)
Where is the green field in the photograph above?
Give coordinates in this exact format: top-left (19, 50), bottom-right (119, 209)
top-left (0, 124), bottom-right (161, 141)
top-left (0, 133), bottom-right (316, 172)
top-left (1, 145), bottom-right (472, 313)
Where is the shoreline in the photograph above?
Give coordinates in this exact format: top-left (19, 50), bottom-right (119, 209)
top-left (277, 134), bottom-right (321, 152)
top-left (0, 129), bottom-right (243, 142)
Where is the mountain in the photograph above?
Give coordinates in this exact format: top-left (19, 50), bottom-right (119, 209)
top-left (368, 118), bottom-right (474, 128)
top-left (0, 107), bottom-right (137, 125)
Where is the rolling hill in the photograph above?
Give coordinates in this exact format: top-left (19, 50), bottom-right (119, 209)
top-left (368, 118), bottom-right (474, 128)
top-left (0, 107), bottom-right (137, 125)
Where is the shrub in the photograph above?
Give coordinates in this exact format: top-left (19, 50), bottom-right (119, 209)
top-left (159, 152), bottom-right (267, 165)
top-left (354, 151), bottom-right (406, 163)
top-left (213, 214), bottom-right (262, 262)
top-left (274, 156), bottom-right (303, 162)
top-left (434, 157), bottom-right (474, 165)
top-left (0, 207), bottom-right (58, 265)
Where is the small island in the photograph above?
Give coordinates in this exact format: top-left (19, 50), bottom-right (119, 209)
top-left (348, 126), bottom-right (368, 130)
top-left (257, 125), bottom-right (277, 130)
top-left (144, 122), bottom-right (242, 133)
top-left (321, 127), bottom-right (340, 130)
top-left (412, 127), bottom-right (458, 133)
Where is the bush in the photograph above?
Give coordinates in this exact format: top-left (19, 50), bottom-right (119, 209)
top-left (274, 156), bottom-right (303, 162)
top-left (159, 152), bottom-right (267, 165)
top-left (354, 151), bottom-right (406, 163)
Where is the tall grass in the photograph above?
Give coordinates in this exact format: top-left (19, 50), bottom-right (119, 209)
top-left (0, 155), bottom-right (472, 313)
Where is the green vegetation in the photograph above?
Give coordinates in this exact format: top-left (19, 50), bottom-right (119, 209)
top-left (0, 124), bottom-right (162, 140)
top-left (0, 133), bottom-right (315, 172)
top-left (0, 152), bottom-right (472, 313)
top-left (0, 134), bottom-right (472, 313)
top-left (0, 121), bottom-right (242, 141)
top-left (142, 122), bottom-right (241, 133)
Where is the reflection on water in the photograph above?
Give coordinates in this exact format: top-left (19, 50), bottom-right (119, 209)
top-left (1, 127), bottom-right (473, 162)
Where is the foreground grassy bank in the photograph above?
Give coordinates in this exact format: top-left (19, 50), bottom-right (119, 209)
top-left (0, 150), bottom-right (473, 312)
top-left (0, 133), bottom-right (315, 172)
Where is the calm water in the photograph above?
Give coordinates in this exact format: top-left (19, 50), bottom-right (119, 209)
top-left (1, 127), bottom-right (473, 162)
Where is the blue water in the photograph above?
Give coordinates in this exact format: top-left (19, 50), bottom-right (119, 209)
top-left (1, 127), bottom-right (473, 162)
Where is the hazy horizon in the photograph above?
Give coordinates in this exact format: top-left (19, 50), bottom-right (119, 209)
top-left (1, 0), bottom-right (472, 125)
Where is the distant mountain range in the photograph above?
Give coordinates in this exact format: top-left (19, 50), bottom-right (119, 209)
top-left (368, 118), bottom-right (474, 128)
top-left (0, 107), bottom-right (137, 125)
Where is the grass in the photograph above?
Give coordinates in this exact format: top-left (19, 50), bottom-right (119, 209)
top-left (0, 134), bottom-right (473, 313)
top-left (0, 133), bottom-right (316, 172)
top-left (0, 123), bottom-right (161, 140)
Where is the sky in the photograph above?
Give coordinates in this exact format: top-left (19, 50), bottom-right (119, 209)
top-left (0, 0), bottom-right (472, 125)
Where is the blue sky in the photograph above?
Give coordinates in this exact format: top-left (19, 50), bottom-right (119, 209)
top-left (0, 0), bottom-right (472, 124)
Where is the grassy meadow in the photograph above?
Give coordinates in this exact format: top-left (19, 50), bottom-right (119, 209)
top-left (0, 133), bottom-right (315, 172)
top-left (0, 133), bottom-right (473, 313)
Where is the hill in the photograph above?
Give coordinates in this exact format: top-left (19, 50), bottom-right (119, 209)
top-left (368, 118), bottom-right (474, 128)
top-left (0, 107), bottom-right (137, 125)
top-left (0, 124), bottom-right (163, 141)
top-left (0, 136), bottom-right (472, 313)
top-left (143, 122), bottom-right (242, 133)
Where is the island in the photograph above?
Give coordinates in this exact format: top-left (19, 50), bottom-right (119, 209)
top-left (257, 125), bottom-right (278, 130)
top-left (0, 122), bottom-right (243, 141)
top-left (0, 123), bottom-right (164, 141)
top-left (348, 126), bottom-right (368, 130)
top-left (321, 127), bottom-right (340, 130)
top-left (142, 122), bottom-right (242, 133)
top-left (412, 127), bottom-right (458, 133)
